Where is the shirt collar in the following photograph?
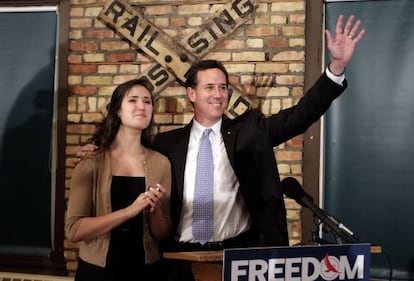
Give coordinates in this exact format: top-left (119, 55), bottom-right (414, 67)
top-left (192, 118), bottom-right (222, 138)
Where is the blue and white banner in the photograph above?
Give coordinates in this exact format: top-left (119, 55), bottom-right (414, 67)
top-left (223, 243), bottom-right (371, 281)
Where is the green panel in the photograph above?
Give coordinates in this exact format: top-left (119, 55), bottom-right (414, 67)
top-left (324, 0), bottom-right (414, 279)
top-left (0, 10), bottom-right (57, 256)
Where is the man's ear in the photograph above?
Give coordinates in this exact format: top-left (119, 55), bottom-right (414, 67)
top-left (186, 87), bottom-right (195, 102)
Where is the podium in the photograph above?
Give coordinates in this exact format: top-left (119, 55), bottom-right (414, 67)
top-left (164, 245), bottom-right (380, 281)
top-left (223, 244), bottom-right (374, 281)
top-left (163, 251), bottom-right (223, 281)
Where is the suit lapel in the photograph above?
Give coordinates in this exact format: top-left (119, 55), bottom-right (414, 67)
top-left (171, 122), bottom-right (192, 201)
top-left (221, 117), bottom-right (237, 168)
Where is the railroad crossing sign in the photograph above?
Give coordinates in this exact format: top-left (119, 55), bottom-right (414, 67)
top-left (99, 0), bottom-right (257, 118)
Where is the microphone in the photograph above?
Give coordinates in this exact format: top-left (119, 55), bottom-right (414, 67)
top-left (281, 177), bottom-right (357, 244)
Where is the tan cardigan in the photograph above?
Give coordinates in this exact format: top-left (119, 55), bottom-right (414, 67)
top-left (65, 148), bottom-right (171, 267)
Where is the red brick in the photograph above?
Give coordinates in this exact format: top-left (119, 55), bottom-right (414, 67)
top-left (69, 86), bottom-right (97, 96)
top-left (70, 41), bottom-right (99, 52)
top-left (267, 37), bottom-right (289, 48)
top-left (69, 64), bottom-right (97, 73)
top-left (106, 52), bottom-right (136, 62)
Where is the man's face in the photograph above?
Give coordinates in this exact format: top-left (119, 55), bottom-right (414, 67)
top-left (186, 68), bottom-right (229, 127)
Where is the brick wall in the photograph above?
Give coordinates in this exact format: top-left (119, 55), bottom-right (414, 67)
top-left (64, 0), bottom-right (306, 275)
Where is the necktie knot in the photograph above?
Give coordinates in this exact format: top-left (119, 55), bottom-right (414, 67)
top-left (203, 128), bottom-right (212, 138)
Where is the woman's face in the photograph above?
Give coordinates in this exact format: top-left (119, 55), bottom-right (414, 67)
top-left (118, 85), bottom-right (153, 131)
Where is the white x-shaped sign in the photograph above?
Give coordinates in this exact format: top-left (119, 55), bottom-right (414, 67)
top-left (99, 0), bottom-right (257, 118)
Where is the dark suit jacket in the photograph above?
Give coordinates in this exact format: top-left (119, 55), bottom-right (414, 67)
top-left (153, 72), bottom-right (346, 247)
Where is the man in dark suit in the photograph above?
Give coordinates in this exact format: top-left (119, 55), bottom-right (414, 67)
top-left (76, 14), bottom-right (365, 280)
top-left (155, 14), bottom-right (365, 250)
top-left (153, 14), bottom-right (365, 280)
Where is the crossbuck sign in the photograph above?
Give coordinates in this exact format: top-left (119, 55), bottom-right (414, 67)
top-left (99, 0), bottom-right (257, 118)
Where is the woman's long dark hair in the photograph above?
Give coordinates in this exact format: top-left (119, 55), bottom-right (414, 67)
top-left (89, 78), bottom-right (154, 149)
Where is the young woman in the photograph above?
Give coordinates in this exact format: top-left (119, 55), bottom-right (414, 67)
top-left (65, 78), bottom-right (171, 281)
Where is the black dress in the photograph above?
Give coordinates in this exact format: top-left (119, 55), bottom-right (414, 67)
top-left (75, 176), bottom-right (163, 281)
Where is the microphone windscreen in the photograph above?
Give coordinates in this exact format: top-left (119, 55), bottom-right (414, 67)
top-left (281, 177), bottom-right (306, 201)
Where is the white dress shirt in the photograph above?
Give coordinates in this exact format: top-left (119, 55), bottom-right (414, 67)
top-left (177, 119), bottom-right (252, 243)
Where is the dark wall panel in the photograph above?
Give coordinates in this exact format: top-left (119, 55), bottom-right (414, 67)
top-left (324, 0), bottom-right (414, 279)
top-left (0, 10), bottom-right (57, 256)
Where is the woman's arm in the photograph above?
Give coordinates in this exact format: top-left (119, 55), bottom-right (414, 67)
top-left (72, 193), bottom-right (149, 242)
top-left (65, 159), bottom-right (150, 242)
top-left (146, 184), bottom-right (172, 241)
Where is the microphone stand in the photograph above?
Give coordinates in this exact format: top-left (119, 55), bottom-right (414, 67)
top-left (280, 177), bottom-right (358, 245)
top-left (309, 210), bottom-right (358, 245)
top-left (310, 220), bottom-right (329, 245)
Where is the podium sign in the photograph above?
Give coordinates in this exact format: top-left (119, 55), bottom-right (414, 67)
top-left (223, 243), bottom-right (371, 281)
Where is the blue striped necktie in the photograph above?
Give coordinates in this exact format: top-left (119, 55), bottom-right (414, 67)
top-left (192, 128), bottom-right (214, 244)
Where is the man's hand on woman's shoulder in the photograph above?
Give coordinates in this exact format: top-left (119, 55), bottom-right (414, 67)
top-left (75, 143), bottom-right (99, 164)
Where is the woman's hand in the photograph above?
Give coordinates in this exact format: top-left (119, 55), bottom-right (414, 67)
top-left (126, 192), bottom-right (151, 218)
top-left (145, 184), bottom-right (167, 213)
